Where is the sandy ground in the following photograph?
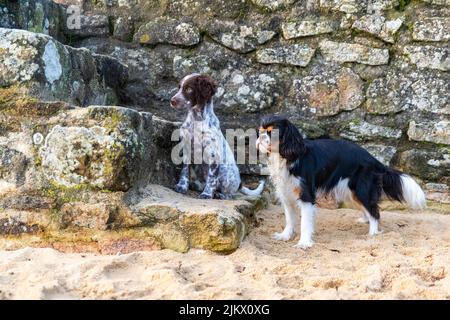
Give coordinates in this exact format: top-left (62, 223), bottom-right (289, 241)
top-left (0, 205), bottom-right (449, 300)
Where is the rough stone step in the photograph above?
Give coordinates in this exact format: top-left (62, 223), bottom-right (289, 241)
top-left (0, 185), bottom-right (268, 254)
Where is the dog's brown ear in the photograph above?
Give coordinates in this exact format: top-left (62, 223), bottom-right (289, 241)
top-left (194, 75), bottom-right (218, 106)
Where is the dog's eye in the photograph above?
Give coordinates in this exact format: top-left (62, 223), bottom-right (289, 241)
top-left (185, 87), bottom-right (193, 94)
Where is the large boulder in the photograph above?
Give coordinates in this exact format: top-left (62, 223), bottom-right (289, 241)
top-left (0, 28), bottom-right (128, 107)
top-left (0, 101), bottom-right (178, 193)
top-left (0, 182), bottom-right (266, 253)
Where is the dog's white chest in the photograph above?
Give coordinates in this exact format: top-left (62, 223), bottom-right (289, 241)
top-left (268, 154), bottom-right (301, 204)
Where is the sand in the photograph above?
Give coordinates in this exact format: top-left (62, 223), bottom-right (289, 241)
top-left (0, 205), bottom-right (449, 300)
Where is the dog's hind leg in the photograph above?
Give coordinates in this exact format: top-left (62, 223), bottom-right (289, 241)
top-left (350, 169), bottom-right (383, 236)
top-left (356, 211), bottom-right (370, 224)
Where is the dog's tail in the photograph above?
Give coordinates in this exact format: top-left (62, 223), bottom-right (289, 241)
top-left (239, 180), bottom-right (265, 197)
top-left (382, 168), bottom-right (426, 209)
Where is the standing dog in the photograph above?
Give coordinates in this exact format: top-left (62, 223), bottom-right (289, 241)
top-left (170, 73), bottom-right (264, 199)
top-left (256, 115), bottom-right (426, 248)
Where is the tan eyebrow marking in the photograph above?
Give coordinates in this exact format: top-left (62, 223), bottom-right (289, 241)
top-left (259, 126), bottom-right (273, 134)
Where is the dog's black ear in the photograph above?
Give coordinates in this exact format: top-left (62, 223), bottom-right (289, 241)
top-left (194, 75), bottom-right (218, 106)
top-left (279, 120), bottom-right (305, 162)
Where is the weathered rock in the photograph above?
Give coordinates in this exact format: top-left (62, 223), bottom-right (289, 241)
top-left (319, 40), bottom-right (389, 65)
top-left (403, 45), bottom-right (449, 71)
top-left (407, 120), bottom-right (450, 145)
top-left (0, 28), bottom-right (127, 107)
top-left (112, 16), bottom-right (134, 42)
top-left (60, 202), bottom-right (119, 230)
top-left (340, 120), bottom-right (402, 141)
top-left (39, 124), bottom-right (137, 191)
top-left (1, 195), bottom-right (53, 211)
top-left (412, 17), bottom-right (450, 42)
top-left (0, 5), bottom-right (16, 28)
top-left (251, 0), bottom-right (296, 11)
top-left (425, 183), bottom-right (450, 204)
top-left (129, 184), bottom-right (266, 253)
top-left (0, 217), bottom-right (40, 235)
top-left (102, 44), bottom-right (177, 109)
top-left (352, 14), bottom-right (403, 43)
top-left (36, 106), bottom-right (160, 191)
top-left (218, 71), bottom-right (279, 113)
top-left (282, 20), bottom-right (335, 39)
top-left (319, 0), bottom-right (364, 13)
top-left (15, 0), bottom-right (63, 40)
top-left (420, 0), bottom-right (450, 5)
top-left (256, 44), bottom-right (315, 67)
top-left (173, 54), bottom-right (212, 79)
top-left (0, 182), bottom-right (267, 253)
top-left (319, 0), bottom-right (397, 13)
top-left (208, 21), bottom-right (276, 53)
top-left (398, 149), bottom-right (450, 182)
top-left (162, 0), bottom-right (249, 20)
top-left (366, 69), bottom-right (450, 115)
top-left (362, 144), bottom-right (397, 166)
top-left (0, 146), bottom-right (28, 194)
top-left (0, 102), bottom-right (178, 193)
top-left (292, 66), bottom-right (365, 116)
top-left (135, 17), bottom-right (200, 46)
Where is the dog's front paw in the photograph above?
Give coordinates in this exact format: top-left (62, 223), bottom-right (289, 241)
top-left (199, 192), bottom-right (213, 199)
top-left (174, 184), bottom-right (188, 194)
top-left (272, 229), bottom-right (295, 241)
top-left (369, 229), bottom-right (383, 236)
top-left (293, 239), bottom-right (314, 249)
top-left (356, 217), bottom-right (369, 224)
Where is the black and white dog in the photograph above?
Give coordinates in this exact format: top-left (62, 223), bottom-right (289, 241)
top-left (256, 115), bottom-right (426, 249)
top-left (170, 73), bottom-right (264, 199)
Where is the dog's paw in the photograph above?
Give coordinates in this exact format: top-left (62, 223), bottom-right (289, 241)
top-left (174, 184), bottom-right (188, 194)
top-left (272, 229), bottom-right (295, 241)
top-left (369, 229), bottom-right (383, 236)
top-left (199, 192), bottom-right (213, 199)
top-left (293, 239), bottom-right (314, 249)
top-left (216, 192), bottom-right (232, 200)
top-left (356, 217), bottom-right (369, 224)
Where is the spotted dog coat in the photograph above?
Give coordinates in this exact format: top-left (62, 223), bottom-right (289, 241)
top-left (171, 73), bottom-right (257, 199)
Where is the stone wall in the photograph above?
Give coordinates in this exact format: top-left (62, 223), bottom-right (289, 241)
top-left (1, 0), bottom-right (449, 188)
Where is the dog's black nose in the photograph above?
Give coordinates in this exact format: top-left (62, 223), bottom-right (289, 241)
top-left (170, 97), bottom-right (177, 107)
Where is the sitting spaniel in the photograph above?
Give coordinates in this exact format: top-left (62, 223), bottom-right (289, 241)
top-left (170, 73), bottom-right (264, 199)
